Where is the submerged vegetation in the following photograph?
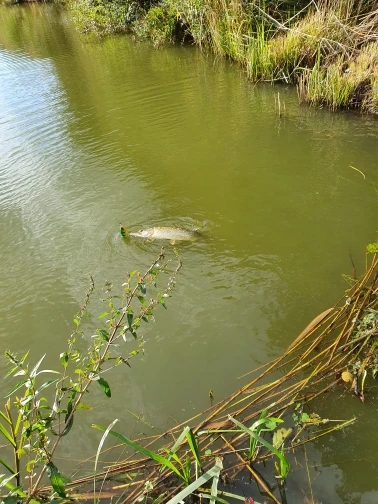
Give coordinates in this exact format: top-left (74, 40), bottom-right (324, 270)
top-left (63, 0), bottom-right (378, 113)
top-left (1, 245), bottom-right (377, 503)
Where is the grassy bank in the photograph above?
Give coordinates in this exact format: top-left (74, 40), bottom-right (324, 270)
top-left (65, 0), bottom-right (378, 113)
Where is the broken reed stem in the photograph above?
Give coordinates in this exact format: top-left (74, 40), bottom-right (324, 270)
top-left (62, 255), bottom-right (378, 501)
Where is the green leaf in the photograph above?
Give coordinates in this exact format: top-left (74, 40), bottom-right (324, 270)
top-left (62, 392), bottom-right (76, 436)
top-left (160, 298), bottom-right (167, 309)
top-left (264, 419), bottom-right (280, 430)
top-left (300, 412), bottom-right (310, 423)
top-left (76, 403), bottom-right (92, 410)
top-left (127, 308), bottom-right (133, 327)
top-left (367, 242), bottom-right (378, 254)
top-left (139, 284), bottom-right (147, 295)
top-left (30, 354), bottom-right (46, 378)
top-left (0, 456), bottom-right (16, 475)
top-left (35, 379), bottom-right (59, 396)
top-left (166, 426), bottom-right (190, 468)
top-left (94, 419), bottom-right (119, 472)
top-left (4, 380), bottom-right (28, 398)
top-left (137, 295), bottom-right (146, 305)
top-left (97, 377), bottom-right (111, 398)
top-left (60, 352), bottom-right (69, 369)
top-left (185, 428), bottom-right (202, 469)
top-left (165, 458), bottom-right (223, 504)
top-left (0, 474), bottom-right (27, 497)
top-left (2, 496), bottom-right (20, 504)
top-left (228, 415), bottom-right (290, 477)
top-left (46, 462), bottom-right (66, 498)
top-left (98, 329), bottom-right (109, 341)
top-left (0, 474), bottom-right (17, 490)
top-left (152, 495), bottom-right (166, 504)
top-left (0, 422), bottom-right (16, 447)
top-left (97, 311), bottom-right (109, 319)
top-left (92, 425), bottom-right (184, 482)
top-left (0, 410), bottom-right (11, 426)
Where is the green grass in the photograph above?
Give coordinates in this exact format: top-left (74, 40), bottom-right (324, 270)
top-left (66, 0), bottom-right (378, 113)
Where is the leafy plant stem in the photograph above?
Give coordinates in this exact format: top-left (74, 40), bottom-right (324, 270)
top-left (26, 248), bottom-right (179, 503)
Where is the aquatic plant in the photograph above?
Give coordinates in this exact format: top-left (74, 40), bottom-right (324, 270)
top-left (0, 248), bottom-right (181, 503)
top-left (60, 251), bottom-right (376, 504)
top-left (1, 246), bottom-right (377, 503)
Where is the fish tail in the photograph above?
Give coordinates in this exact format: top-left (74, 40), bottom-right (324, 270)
top-left (120, 224), bottom-right (129, 238)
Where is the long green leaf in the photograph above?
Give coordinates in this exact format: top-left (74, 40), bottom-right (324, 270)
top-left (165, 458), bottom-right (223, 504)
top-left (62, 392), bottom-right (76, 437)
top-left (92, 425), bottom-right (184, 481)
top-left (46, 462), bottom-right (66, 498)
top-left (94, 419), bottom-right (119, 472)
top-left (162, 426), bottom-right (190, 472)
top-left (0, 423), bottom-right (16, 447)
top-left (4, 380), bottom-right (28, 398)
top-left (0, 410), bottom-right (12, 426)
top-left (0, 474), bottom-right (17, 489)
top-left (228, 415), bottom-right (290, 471)
top-left (152, 495), bottom-right (166, 504)
top-left (170, 426), bottom-right (190, 454)
top-left (186, 428), bottom-right (202, 469)
top-left (30, 354), bottom-right (46, 378)
top-left (0, 457), bottom-right (16, 475)
top-left (0, 473), bottom-right (27, 497)
top-left (97, 377), bottom-right (111, 398)
top-left (35, 379), bottom-right (59, 396)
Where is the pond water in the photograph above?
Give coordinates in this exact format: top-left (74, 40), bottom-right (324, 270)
top-left (0, 5), bottom-right (377, 503)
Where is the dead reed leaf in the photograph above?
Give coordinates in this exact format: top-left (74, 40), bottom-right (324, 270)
top-left (286, 307), bottom-right (334, 353)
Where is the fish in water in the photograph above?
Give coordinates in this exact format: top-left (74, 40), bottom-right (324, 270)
top-left (120, 225), bottom-right (200, 244)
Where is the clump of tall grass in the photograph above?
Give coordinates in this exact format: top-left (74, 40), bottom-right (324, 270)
top-left (298, 40), bottom-right (378, 110)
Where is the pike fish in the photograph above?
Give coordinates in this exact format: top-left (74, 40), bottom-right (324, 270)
top-left (120, 225), bottom-right (201, 244)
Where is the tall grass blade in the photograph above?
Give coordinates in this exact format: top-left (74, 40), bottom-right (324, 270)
top-left (95, 419), bottom-right (119, 472)
top-left (185, 428), bottom-right (202, 469)
top-left (165, 458), bottom-right (223, 504)
top-left (92, 425), bottom-right (184, 481)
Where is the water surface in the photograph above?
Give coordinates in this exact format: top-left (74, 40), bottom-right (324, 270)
top-left (0, 5), bottom-right (377, 502)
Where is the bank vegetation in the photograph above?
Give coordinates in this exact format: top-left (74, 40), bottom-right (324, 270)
top-left (59, 0), bottom-right (378, 114)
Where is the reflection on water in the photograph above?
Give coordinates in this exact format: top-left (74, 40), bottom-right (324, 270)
top-left (0, 5), bottom-right (377, 502)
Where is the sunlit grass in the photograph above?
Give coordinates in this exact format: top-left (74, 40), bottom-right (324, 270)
top-left (66, 0), bottom-right (378, 112)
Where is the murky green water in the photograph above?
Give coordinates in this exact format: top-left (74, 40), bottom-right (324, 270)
top-left (1, 4), bottom-right (378, 502)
